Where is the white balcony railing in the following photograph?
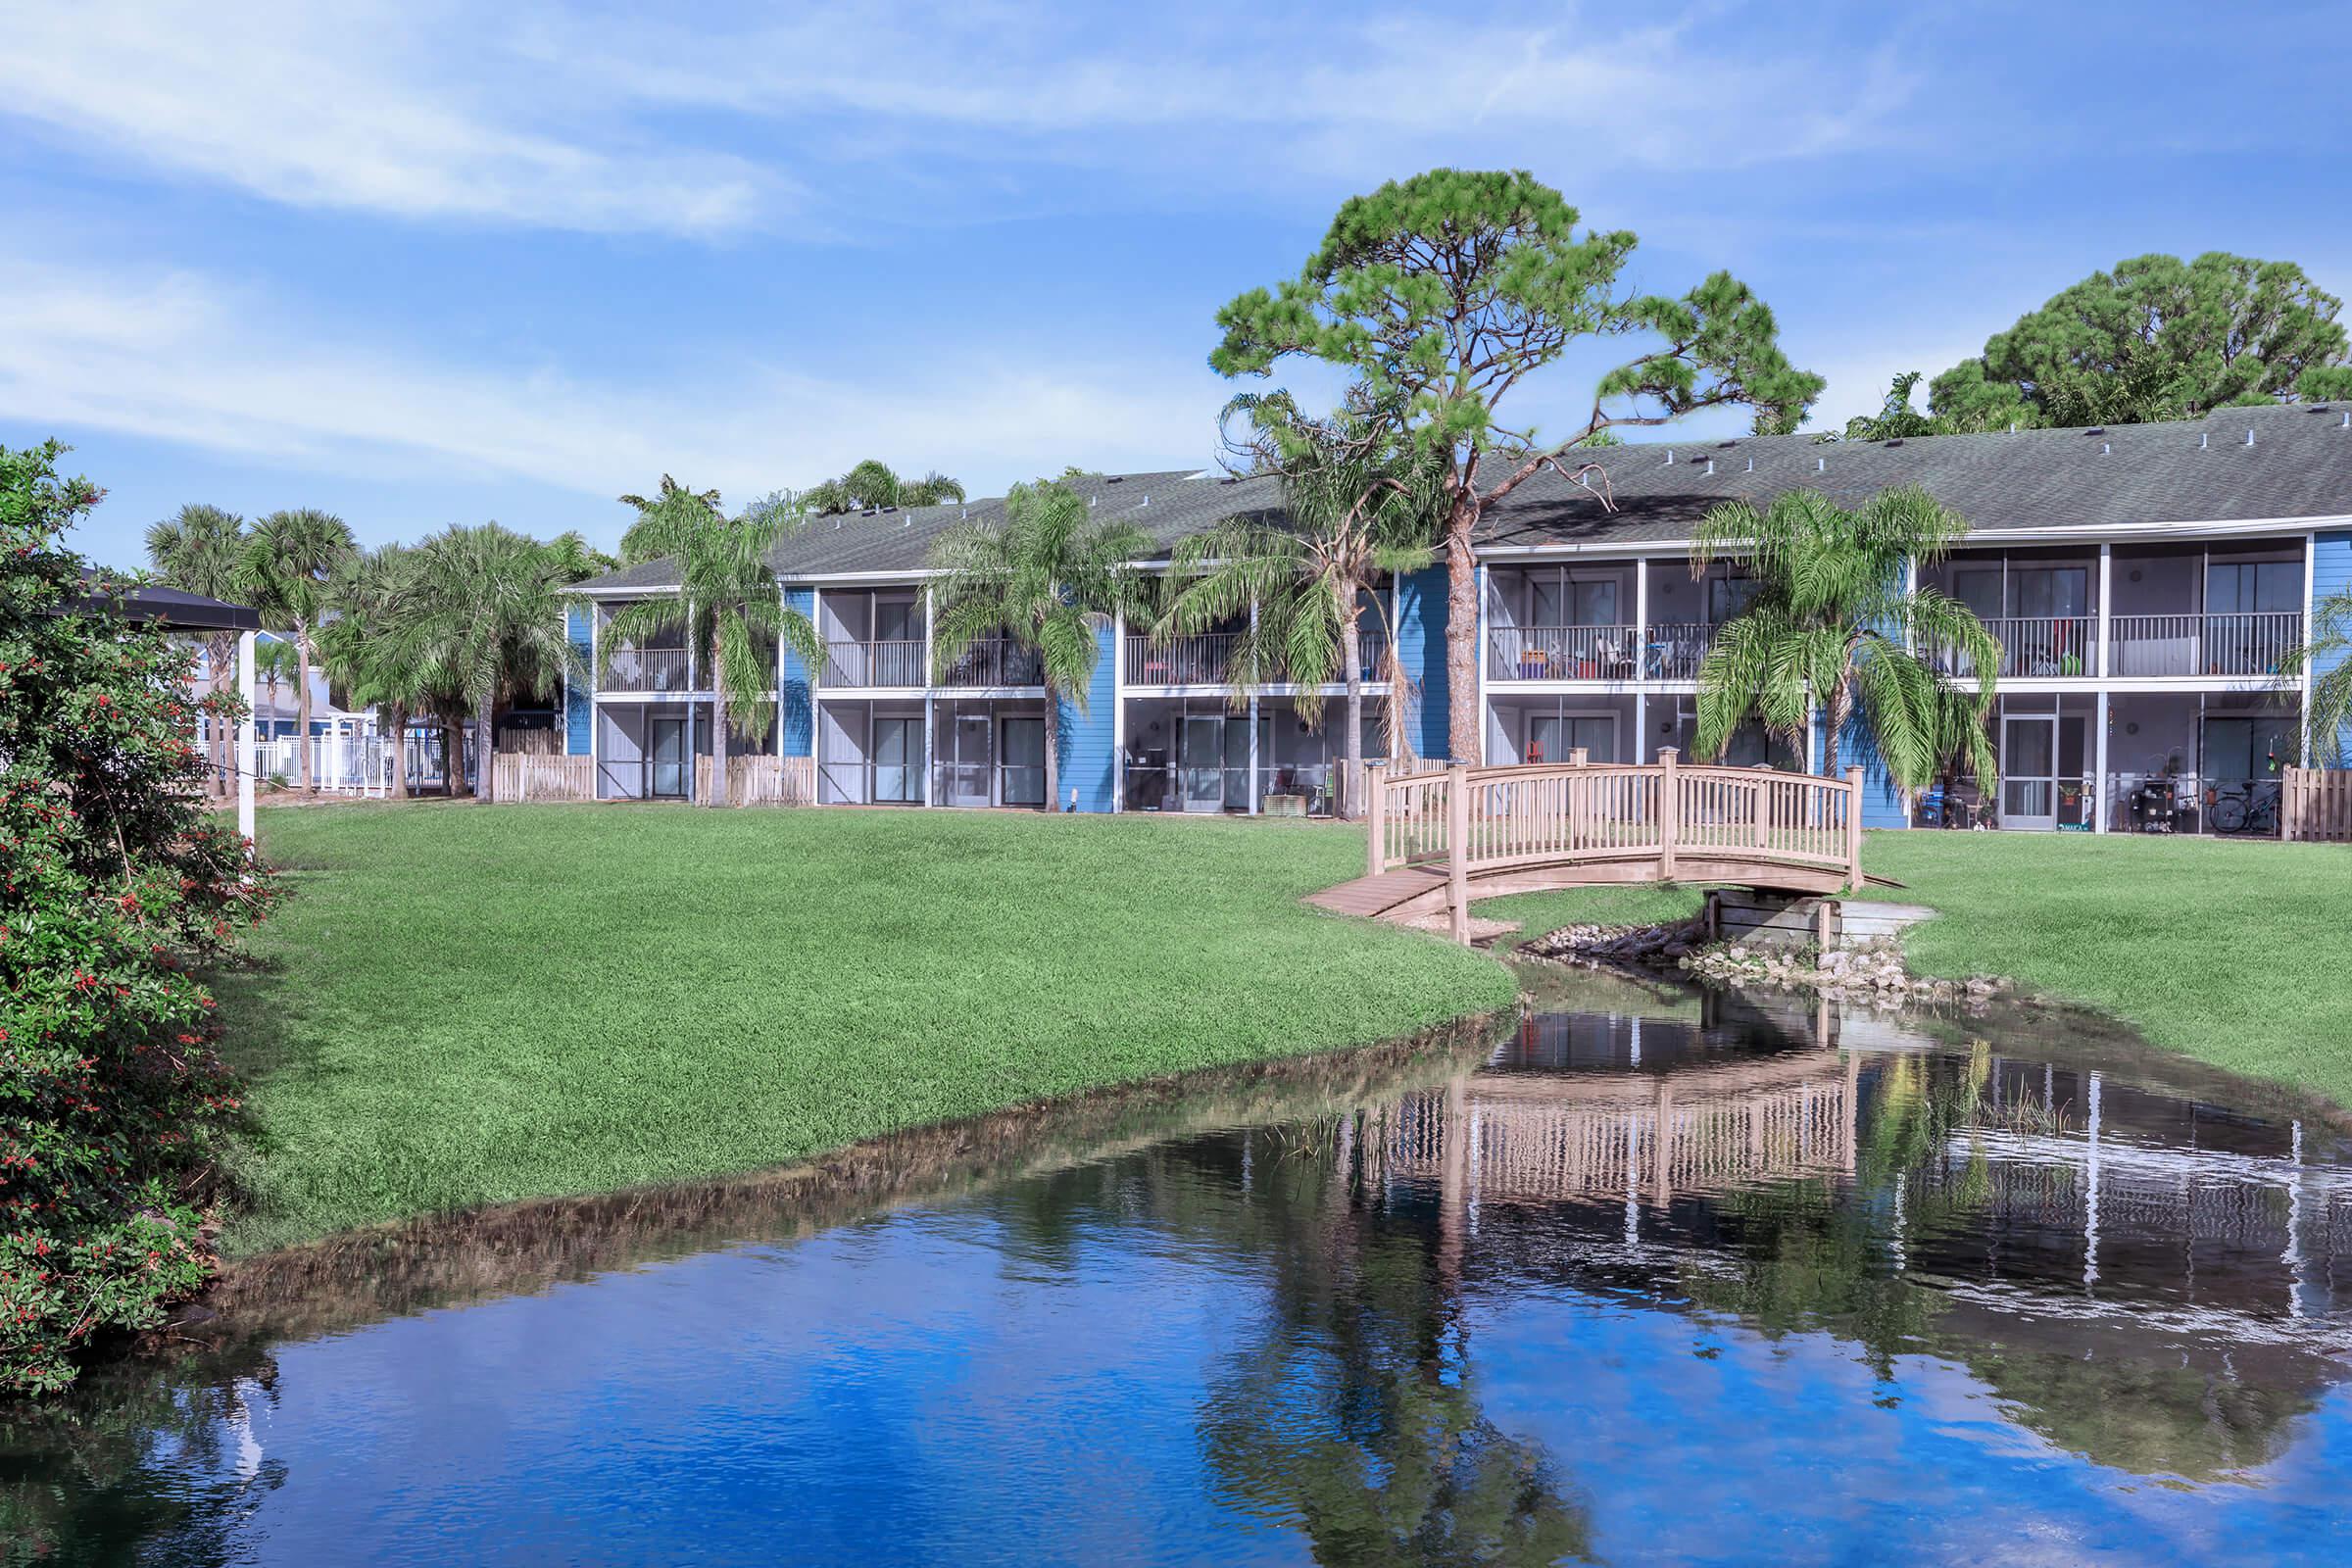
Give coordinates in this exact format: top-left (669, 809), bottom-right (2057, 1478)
top-left (823, 639), bottom-right (927, 688)
top-left (2111, 612), bottom-right (2303, 678)
top-left (602, 646), bottom-right (691, 692)
top-left (1930, 615), bottom-right (2096, 679)
top-left (1125, 632), bottom-right (1236, 686)
top-left (1487, 625), bottom-right (1642, 681)
top-left (935, 638), bottom-right (1044, 688)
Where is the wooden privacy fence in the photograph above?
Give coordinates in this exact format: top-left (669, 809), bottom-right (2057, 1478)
top-left (1359, 749), bottom-right (1864, 944)
top-left (2283, 766), bottom-right (2352, 842)
top-left (693, 754), bottom-right (817, 806)
top-left (493, 753), bottom-right (594, 801)
top-left (489, 753), bottom-right (818, 805)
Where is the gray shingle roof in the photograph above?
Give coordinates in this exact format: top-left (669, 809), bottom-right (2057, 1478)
top-left (571, 404), bottom-right (2352, 592)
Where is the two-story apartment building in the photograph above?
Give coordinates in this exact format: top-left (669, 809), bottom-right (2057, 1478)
top-left (566, 403), bottom-right (2352, 834)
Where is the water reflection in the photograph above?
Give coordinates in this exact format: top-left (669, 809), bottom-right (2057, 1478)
top-left (8, 975), bottom-right (2352, 1563)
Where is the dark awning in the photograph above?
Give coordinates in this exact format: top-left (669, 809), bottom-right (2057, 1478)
top-left (74, 570), bottom-right (264, 632)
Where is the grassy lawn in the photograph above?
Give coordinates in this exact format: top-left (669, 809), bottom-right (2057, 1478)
top-left (220, 806), bottom-right (1511, 1252)
top-left (1482, 830), bottom-right (2352, 1107)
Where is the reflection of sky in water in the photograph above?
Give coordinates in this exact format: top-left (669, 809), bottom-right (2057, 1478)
top-left (178, 1197), bottom-right (2349, 1566)
top-left (28, 980), bottom-right (2352, 1564)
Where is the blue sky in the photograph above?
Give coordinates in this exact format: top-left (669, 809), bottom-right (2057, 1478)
top-left (7, 0), bottom-right (2349, 569)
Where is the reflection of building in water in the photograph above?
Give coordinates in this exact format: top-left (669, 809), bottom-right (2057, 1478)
top-left (1351, 997), bottom-right (2350, 1332)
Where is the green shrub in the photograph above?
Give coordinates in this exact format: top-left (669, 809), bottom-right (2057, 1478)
top-left (0, 441), bottom-right (281, 1395)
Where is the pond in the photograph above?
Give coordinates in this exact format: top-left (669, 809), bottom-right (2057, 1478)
top-left (7, 965), bottom-right (2350, 1564)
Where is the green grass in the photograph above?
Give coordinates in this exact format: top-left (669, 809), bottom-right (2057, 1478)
top-left (221, 806), bottom-right (1512, 1252)
top-left (1483, 830), bottom-right (2352, 1107)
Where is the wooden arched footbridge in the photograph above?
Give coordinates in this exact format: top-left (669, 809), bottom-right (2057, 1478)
top-left (1309, 749), bottom-right (1894, 945)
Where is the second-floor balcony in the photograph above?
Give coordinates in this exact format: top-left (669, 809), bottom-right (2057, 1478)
top-left (936, 638), bottom-right (1045, 688)
top-left (1124, 630), bottom-right (1393, 687)
top-left (824, 639), bottom-right (928, 688)
top-left (602, 646), bottom-right (691, 693)
top-left (1487, 623), bottom-right (1717, 681)
top-left (1927, 612), bottom-right (2305, 680)
top-left (2111, 612), bottom-right (2304, 678)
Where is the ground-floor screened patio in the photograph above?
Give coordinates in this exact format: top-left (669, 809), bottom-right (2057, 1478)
top-left (597, 702), bottom-right (783, 801)
top-left (1913, 690), bottom-right (2300, 836)
top-left (1121, 696), bottom-right (1386, 816)
top-left (1484, 693), bottom-right (1802, 772)
top-left (813, 696), bottom-right (1049, 808)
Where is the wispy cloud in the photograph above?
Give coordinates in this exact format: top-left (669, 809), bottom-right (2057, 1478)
top-left (1, 1), bottom-right (1923, 235)
top-left (0, 0), bottom-right (780, 233)
top-left (0, 257), bottom-right (1226, 503)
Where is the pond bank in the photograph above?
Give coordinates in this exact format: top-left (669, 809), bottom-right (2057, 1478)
top-left (1483, 828), bottom-right (2352, 1110)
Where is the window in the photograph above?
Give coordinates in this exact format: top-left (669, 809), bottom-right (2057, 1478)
top-left (1705, 574), bottom-right (1758, 624)
top-left (2206, 561), bottom-right (2300, 614)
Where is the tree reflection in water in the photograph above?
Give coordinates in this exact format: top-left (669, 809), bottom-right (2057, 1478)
top-left (1192, 1111), bottom-right (1592, 1567)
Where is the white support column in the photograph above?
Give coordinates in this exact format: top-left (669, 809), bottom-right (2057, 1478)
top-left (1634, 558), bottom-right (1649, 679)
top-left (236, 629), bottom-right (257, 850)
top-left (1110, 606), bottom-right (1126, 812)
top-left (1248, 691), bottom-right (1261, 814)
top-left (2093, 688), bottom-right (2110, 834)
top-left (2096, 542), bottom-right (2113, 679)
top-left (1634, 690), bottom-right (1647, 764)
top-left (923, 585), bottom-right (937, 808)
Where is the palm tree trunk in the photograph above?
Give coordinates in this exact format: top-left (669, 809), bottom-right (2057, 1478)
top-left (710, 699), bottom-right (731, 807)
top-left (475, 694), bottom-right (497, 802)
top-left (1340, 609), bottom-right (1365, 821)
top-left (294, 623), bottom-right (316, 792)
top-left (1044, 683), bottom-right (1060, 812)
top-left (443, 716), bottom-right (462, 797)
top-left (386, 706), bottom-right (411, 801)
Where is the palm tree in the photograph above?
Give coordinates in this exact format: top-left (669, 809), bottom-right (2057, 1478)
top-left (407, 524), bottom-right (582, 804)
top-left (928, 479), bottom-right (1151, 811)
top-left (1160, 411), bottom-right (1442, 818)
top-left (254, 638), bottom-right (299, 741)
top-left (606, 485), bottom-right (819, 806)
top-left (143, 503), bottom-right (246, 796)
top-left (803, 461), bottom-right (967, 515)
top-left (1690, 485), bottom-right (1999, 794)
top-left (2283, 589), bottom-right (2352, 766)
top-left (239, 508), bottom-right (357, 791)
top-left (319, 543), bottom-right (431, 801)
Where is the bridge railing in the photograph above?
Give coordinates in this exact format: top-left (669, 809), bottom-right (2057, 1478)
top-left (1365, 750), bottom-right (1865, 935)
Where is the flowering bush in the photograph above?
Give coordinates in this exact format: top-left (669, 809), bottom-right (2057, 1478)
top-left (0, 441), bottom-right (281, 1395)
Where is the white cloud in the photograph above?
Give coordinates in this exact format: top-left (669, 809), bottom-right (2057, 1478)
top-left (0, 1), bottom-right (1923, 234)
top-left (0, 257), bottom-right (1225, 504)
top-left (0, 0), bottom-right (779, 233)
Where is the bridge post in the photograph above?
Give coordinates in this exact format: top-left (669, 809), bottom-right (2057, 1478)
top-left (1844, 763), bottom-right (1865, 891)
top-left (1657, 748), bottom-right (1679, 881)
top-left (1446, 762), bottom-right (1471, 947)
top-left (1365, 761), bottom-right (1386, 878)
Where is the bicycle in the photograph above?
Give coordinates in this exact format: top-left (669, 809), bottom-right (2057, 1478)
top-left (2208, 780), bottom-right (2281, 836)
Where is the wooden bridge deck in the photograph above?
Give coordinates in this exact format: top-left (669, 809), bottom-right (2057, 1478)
top-left (1314, 753), bottom-right (1889, 942)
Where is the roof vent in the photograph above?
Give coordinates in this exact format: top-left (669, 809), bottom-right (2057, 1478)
top-left (2084, 427), bottom-right (2105, 437)
top-left (2101, 442), bottom-right (2111, 455)
top-left (2341, 412), bottom-right (2349, 429)
top-left (1665, 449), bottom-right (1675, 464)
top-left (1885, 438), bottom-right (1903, 448)
top-left (1141, 494), bottom-right (1150, 507)
top-left (1704, 458), bottom-right (1715, 474)
top-left (2200, 431), bottom-right (2209, 449)
top-left (1745, 457), bottom-right (1755, 471)
top-left (1104, 474), bottom-right (1125, 484)
top-left (2248, 427), bottom-right (2257, 447)
top-left (1816, 457), bottom-right (1826, 472)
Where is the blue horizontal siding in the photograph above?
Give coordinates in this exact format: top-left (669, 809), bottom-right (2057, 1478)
top-left (2316, 532), bottom-right (2352, 764)
top-left (781, 586), bottom-right (814, 759)
top-left (1056, 618), bottom-right (1117, 812)
top-left (565, 605), bottom-right (592, 757)
top-left (1396, 566), bottom-right (1450, 761)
